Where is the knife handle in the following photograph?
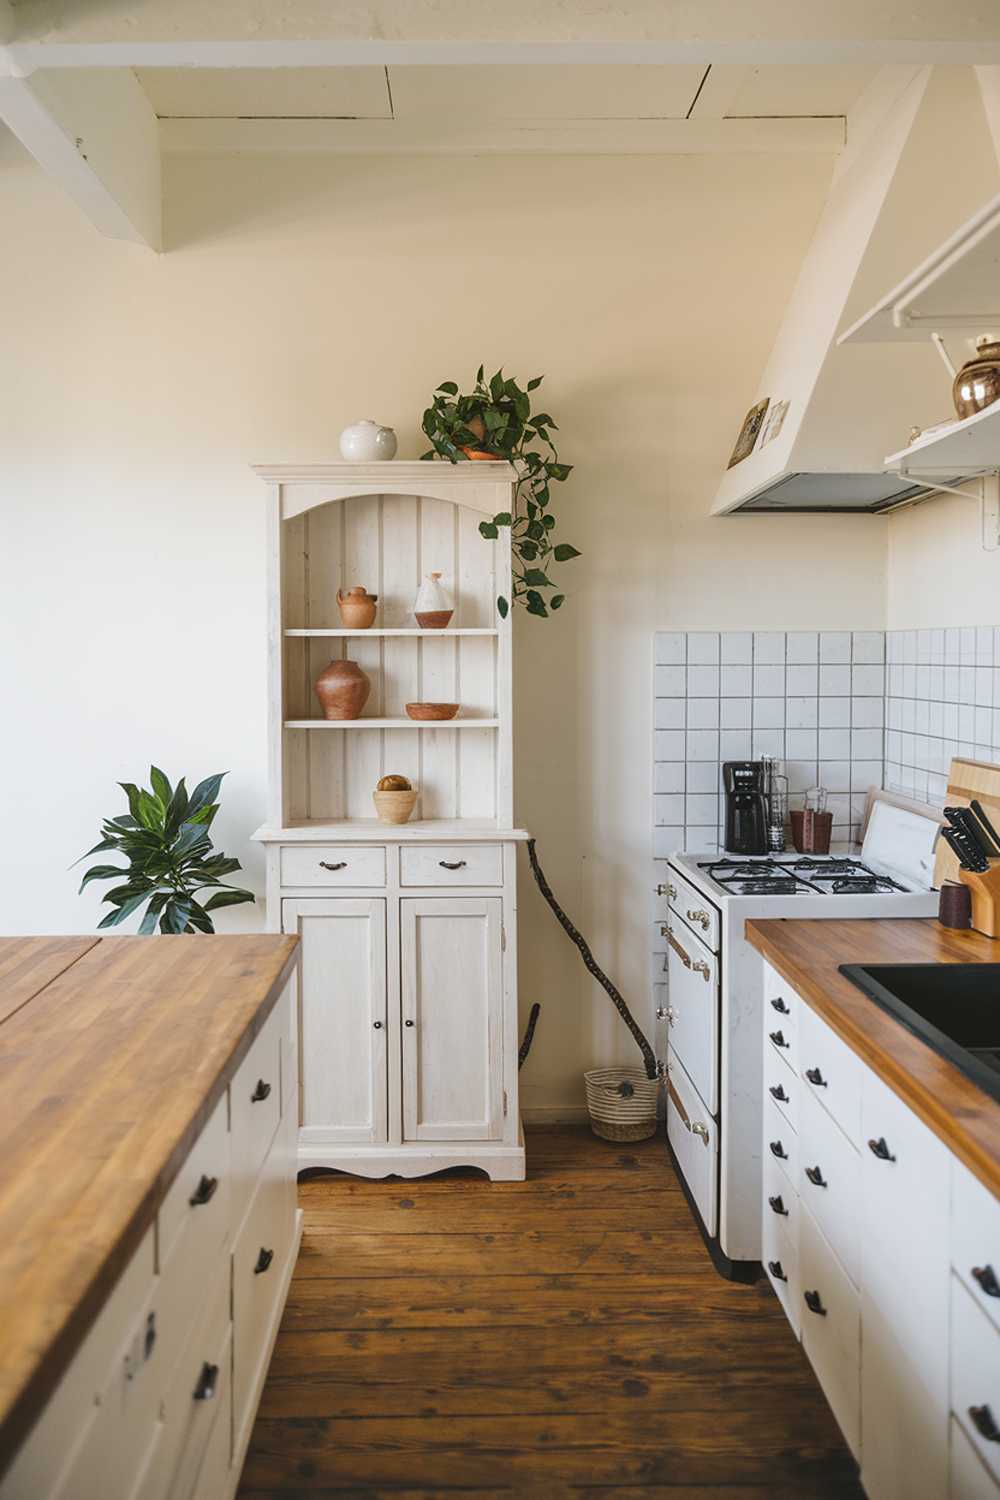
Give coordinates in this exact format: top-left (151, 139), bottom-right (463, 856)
top-left (970, 799), bottom-right (1000, 855)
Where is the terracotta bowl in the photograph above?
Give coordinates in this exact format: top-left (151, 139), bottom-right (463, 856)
top-left (373, 788), bottom-right (418, 825)
top-left (405, 702), bottom-right (459, 721)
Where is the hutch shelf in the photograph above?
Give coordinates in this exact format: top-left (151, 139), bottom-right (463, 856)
top-left (252, 461), bottom-right (528, 1181)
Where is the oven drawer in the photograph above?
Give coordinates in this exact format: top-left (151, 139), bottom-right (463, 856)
top-left (665, 921), bottom-right (719, 1114)
top-left (799, 1086), bottom-right (860, 1289)
top-left (800, 1201), bottom-right (861, 1461)
top-left (666, 1049), bottom-right (718, 1239)
top-left (667, 866), bottom-right (720, 953)
top-left (280, 844), bottom-right (386, 887)
top-left (765, 1093), bottom-right (799, 1190)
top-left (799, 1003), bottom-right (861, 1147)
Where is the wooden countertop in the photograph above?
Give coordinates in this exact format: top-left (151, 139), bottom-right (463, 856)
top-left (0, 933), bottom-right (299, 1468)
top-left (745, 918), bottom-right (1000, 1199)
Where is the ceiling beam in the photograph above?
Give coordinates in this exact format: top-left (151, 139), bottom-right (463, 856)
top-left (0, 68), bottom-right (161, 249)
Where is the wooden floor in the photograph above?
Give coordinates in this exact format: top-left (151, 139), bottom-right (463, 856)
top-left (238, 1126), bottom-right (862, 1498)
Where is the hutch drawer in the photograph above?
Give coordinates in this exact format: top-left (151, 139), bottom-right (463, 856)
top-left (279, 845), bottom-right (386, 888)
top-left (400, 844), bottom-right (503, 887)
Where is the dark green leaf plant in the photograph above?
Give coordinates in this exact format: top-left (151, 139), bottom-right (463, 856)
top-left (420, 366), bottom-right (581, 619)
top-left (75, 767), bottom-right (256, 934)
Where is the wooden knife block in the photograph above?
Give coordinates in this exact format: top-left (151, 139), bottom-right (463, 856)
top-left (958, 862), bottom-right (1000, 937)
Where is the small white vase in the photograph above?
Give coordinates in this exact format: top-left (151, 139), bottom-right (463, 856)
top-left (413, 572), bottom-right (453, 629)
top-left (339, 420), bottom-right (397, 463)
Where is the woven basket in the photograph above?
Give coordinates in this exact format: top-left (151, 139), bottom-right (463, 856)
top-left (584, 1067), bottom-right (660, 1142)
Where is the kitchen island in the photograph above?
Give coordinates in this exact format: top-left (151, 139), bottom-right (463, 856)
top-left (0, 933), bottom-right (300, 1500)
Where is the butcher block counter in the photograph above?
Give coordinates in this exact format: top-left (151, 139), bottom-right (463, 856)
top-left (0, 933), bottom-right (300, 1500)
top-left (746, 916), bottom-right (1000, 1198)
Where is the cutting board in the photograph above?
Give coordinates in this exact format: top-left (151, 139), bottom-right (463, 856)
top-left (933, 757), bottom-right (1000, 888)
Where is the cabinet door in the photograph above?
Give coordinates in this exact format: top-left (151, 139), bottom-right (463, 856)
top-left (282, 898), bottom-right (388, 1143)
top-left (401, 898), bottom-right (503, 1142)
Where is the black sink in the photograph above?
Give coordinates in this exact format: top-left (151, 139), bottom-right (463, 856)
top-left (839, 963), bottom-right (1000, 1104)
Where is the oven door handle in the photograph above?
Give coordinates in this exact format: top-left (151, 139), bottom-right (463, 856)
top-left (666, 1078), bottom-right (710, 1144)
top-left (663, 927), bottom-right (711, 981)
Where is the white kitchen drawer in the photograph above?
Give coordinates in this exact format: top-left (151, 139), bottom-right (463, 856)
top-left (763, 962), bottom-right (801, 1059)
top-left (951, 1273), bottom-right (1000, 1487)
top-left (952, 1157), bottom-right (1000, 1335)
top-left (233, 1137), bottom-right (296, 1461)
top-left (799, 1003), bottom-right (861, 1146)
top-left (765, 1011), bottom-right (797, 1077)
top-left (230, 999), bottom-right (284, 1232)
top-left (400, 844), bottom-right (503, 887)
top-left (280, 844), bottom-right (386, 888)
top-left (861, 1288), bottom-right (949, 1500)
top-left (147, 1261), bottom-right (231, 1500)
top-left (665, 921), bottom-right (719, 1114)
top-left (189, 1361), bottom-right (234, 1500)
top-left (799, 1087), bottom-right (860, 1289)
top-left (951, 1412), bottom-right (1000, 1499)
top-left (667, 866), bottom-right (720, 954)
top-left (666, 1049), bottom-right (718, 1238)
top-left (763, 1205), bottom-right (801, 1339)
top-left (765, 1092), bottom-right (799, 1191)
top-left (765, 1051), bottom-right (798, 1132)
top-left (159, 1092), bottom-right (230, 1272)
top-left (800, 1201), bottom-right (861, 1461)
top-left (763, 1150), bottom-right (799, 1242)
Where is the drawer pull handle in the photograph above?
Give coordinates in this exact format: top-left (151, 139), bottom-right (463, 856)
top-left (193, 1362), bottom-right (219, 1402)
top-left (767, 1259), bottom-right (787, 1282)
top-left (769, 1030), bottom-right (789, 1049)
top-left (691, 1122), bottom-right (710, 1143)
top-left (769, 1083), bottom-right (789, 1103)
top-left (804, 1289), bottom-right (827, 1317)
top-left (770, 997), bottom-right (790, 1014)
top-left (972, 1264), bottom-right (1000, 1298)
top-left (867, 1136), bottom-right (896, 1162)
top-left (144, 1311), bottom-right (157, 1361)
top-left (667, 883), bottom-right (678, 900)
top-left (254, 1247), bottom-right (274, 1275)
top-left (405, 1018), bottom-right (415, 1028)
top-left (769, 1140), bottom-right (788, 1161)
top-left (373, 1020), bottom-right (383, 1029)
top-left (686, 907), bottom-right (711, 931)
top-left (768, 1194), bottom-right (788, 1217)
top-left (805, 1067), bottom-right (827, 1087)
top-left (665, 928), bottom-right (711, 981)
top-left (666, 1079), bottom-right (709, 1145)
top-left (319, 860), bottom-right (347, 871)
top-left (189, 1174), bottom-right (219, 1207)
top-left (439, 859), bottom-right (467, 870)
top-left (250, 1079), bottom-right (272, 1103)
top-left (969, 1405), bottom-right (1000, 1443)
top-left (805, 1164), bottom-right (827, 1188)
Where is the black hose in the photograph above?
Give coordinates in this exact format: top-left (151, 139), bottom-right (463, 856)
top-left (518, 1002), bottom-right (541, 1069)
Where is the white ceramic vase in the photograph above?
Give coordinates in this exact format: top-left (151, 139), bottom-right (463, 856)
top-left (339, 420), bottom-right (397, 463)
top-left (413, 572), bottom-right (453, 629)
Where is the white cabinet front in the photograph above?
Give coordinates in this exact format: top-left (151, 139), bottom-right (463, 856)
top-left (401, 898), bottom-right (504, 1142)
top-left (664, 921), bottom-right (718, 1114)
top-left (283, 898), bottom-right (388, 1144)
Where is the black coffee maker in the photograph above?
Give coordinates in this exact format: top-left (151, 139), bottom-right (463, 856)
top-left (723, 761), bottom-right (769, 855)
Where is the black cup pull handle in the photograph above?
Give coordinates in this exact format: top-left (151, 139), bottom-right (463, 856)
top-left (769, 1030), bottom-right (788, 1048)
top-left (405, 1018), bottom-right (415, 1028)
top-left (770, 997), bottom-right (790, 1014)
top-left (144, 1311), bottom-right (157, 1360)
top-left (254, 1247), bottom-right (274, 1275)
top-left (319, 860), bottom-right (347, 871)
top-left (251, 1079), bottom-right (272, 1103)
top-left (972, 1264), bottom-right (1000, 1298)
top-left (767, 1260), bottom-right (787, 1282)
top-left (805, 1067), bottom-right (827, 1087)
top-left (804, 1289), bottom-right (827, 1316)
top-left (439, 860), bottom-right (467, 870)
top-left (805, 1164), bottom-right (827, 1188)
top-left (867, 1136), bottom-right (896, 1162)
top-left (189, 1174), bottom-right (219, 1207)
top-left (769, 1140), bottom-right (788, 1160)
top-left (193, 1361), bottom-right (219, 1401)
top-left (768, 1194), bottom-right (788, 1217)
top-left (969, 1405), bottom-right (1000, 1443)
top-left (769, 1084), bottom-right (789, 1102)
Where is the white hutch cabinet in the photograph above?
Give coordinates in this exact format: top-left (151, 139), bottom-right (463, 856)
top-left (252, 462), bottom-right (528, 1180)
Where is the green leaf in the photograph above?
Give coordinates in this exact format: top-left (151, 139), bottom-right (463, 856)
top-left (497, 596), bottom-right (509, 619)
top-left (522, 569), bottom-right (552, 587)
top-left (489, 370), bottom-right (504, 403)
top-left (187, 772), bottom-right (225, 818)
top-left (492, 511), bottom-right (512, 527)
top-left (97, 890), bottom-right (151, 929)
top-left (163, 778), bottom-right (189, 838)
top-left (436, 380), bottom-right (459, 395)
top-left (476, 364), bottom-right (484, 383)
top-left (519, 541), bottom-right (538, 561)
top-left (479, 521), bottom-right (499, 540)
top-left (149, 765), bottom-right (172, 806)
top-left (543, 514), bottom-right (556, 529)
top-left (548, 462), bottom-right (573, 481)
top-left (551, 594), bottom-right (566, 610)
top-left (527, 376), bottom-right (543, 390)
top-left (202, 888), bottom-right (255, 913)
top-left (137, 790), bottom-right (162, 831)
top-left (138, 893), bottom-right (169, 935)
top-left (118, 782), bottom-right (144, 823)
top-left (526, 595), bottom-right (549, 618)
top-left (71, 837), bottom-right (120, 866)
top-left (553, 543), bottom-right (581, 562)
top-left (77, 864), bottom-right (127, 894)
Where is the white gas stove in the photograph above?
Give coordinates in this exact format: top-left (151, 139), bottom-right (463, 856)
top-left (661, 801), bottom-right (940, 1281)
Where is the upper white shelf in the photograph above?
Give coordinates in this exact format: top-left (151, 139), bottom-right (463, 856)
top-left (885, 401), bottom-right (1000, 472)
top-left (284, 718), bottom-right (500, 730)
top-left (284, 628), bottom-right (499, 638)
top-left (840, 189), bottom-right (1000, 345)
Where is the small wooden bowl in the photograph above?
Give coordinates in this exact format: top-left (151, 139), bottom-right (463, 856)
top-left (373, 789), bottom-right (418, 825)
top-left (405, 702), bottom-right (459, 721)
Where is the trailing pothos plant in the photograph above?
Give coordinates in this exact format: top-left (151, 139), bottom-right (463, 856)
top-left (420, 366), bottom-right (580, 619)
top-left (75, 768), bottom-right (255, 933)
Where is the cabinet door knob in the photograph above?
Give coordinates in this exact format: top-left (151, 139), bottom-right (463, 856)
top-left (319, 860), bottom-right (347, 871)
top-left (867, 1136), bottom-right (896, 1162)
top-left (189, 1174), bottom-right (219, 1207)
top-left (805, 1067), bottom-right (827, 1087)
top-left (193, 1361), bottom-right (219, 1401)
top-left (254, 1247), bottom-right (274, 1275)
top-left (805, 1164), bottom-right (827, 1188)
top-left (405, 1019), bottom-right (415, 1027)
top-left (769, 1140), bottom-right (788, 1160)
top-left (372, 1020), bottom-right (383, 1029)
top-left (804, 1289), bottom-right (827, 1316)
top-left (250, 1079), bottom-right (272, 1103)
top-left (769, 1083), bottom-right (789, 1102)
top-left (769, 1030), bottom-right (788, 1048)
top-left (770, 997), bottom-right (790, 1014)
top-left (972, 1264), bottom-right (1000, 1298)
top-left (767, 1259), bottom-right (787, 1282)
top-left (439, 860), bottom-right (467, 870)
top-left (768, 1194), bottom-right (788, 1217)
top-left (969, 1405), bottom-right (1000, 1443)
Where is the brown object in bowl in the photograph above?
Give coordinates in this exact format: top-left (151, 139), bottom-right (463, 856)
top-left (377, 774), bottom-right (412, 791)
top-left (373, 788), bottom-right (418, 825)
top-left (790, 808), bottom-right (833, 855)
top-left (405, 702), bottom-right (459, 721)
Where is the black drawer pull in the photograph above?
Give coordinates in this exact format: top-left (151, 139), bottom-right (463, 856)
top-left (769, 1083), bottom-right (789, 1103)
top-left (439, 859), bottom-right (467, 871)
top-left (867, 1136), bottom-right (896, 1162)
top-left (405, 1018), bottom-right (415, 1028)
top-left (805, 1164), bottom-right (827, 1188)
top-left (144, 1311), bottom-right (157, 1360)
top-left (250, 1079), bottom-right (272, 1103)
top-left (254, 1247), bottom-right (274, 1275)
top-left (767, 1259), bottom-right (787, 1282)
top-left (769, 1030), bottom-right (789, 1048)
top-left (972, 1264), bottom-right (1000, 1298)
top-left (189, 1174), bottom-right (219, 1207)
top-left (193, 1362), bottom-right (219, 1401)
top-left (768, 1194), bottom-right (788, 1217)
top-left (770, 997), bottom-right (790, 1014)
top-left (319, 860), bottom-right (347, 871)
top-left (769, 1140), bottom-right (788, 1161)
top-left (969, 1405), bottom-right (1000, 1443)
top-left (804, 1289), bottom-right (827, 1316)
top-left (805, 1067), bottom-right (827, 1087)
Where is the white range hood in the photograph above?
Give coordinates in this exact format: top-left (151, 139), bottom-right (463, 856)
top-left (712, 66), bottom-right (1000, 515)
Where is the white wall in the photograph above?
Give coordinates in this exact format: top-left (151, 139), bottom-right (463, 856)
top-left (0, 136), bottom-right (889, 1110)
top-left (887, 484), bottom-right (1000, 629)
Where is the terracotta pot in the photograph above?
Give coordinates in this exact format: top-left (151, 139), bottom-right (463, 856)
top-left (461, 445), bottom-right (502, 461)
top-left (405, 702), bottom-right (459, 721)
top-left (953, 337), bottom-right (1000, 419)
top-left (413, 571), bottom-right (454, 630)
top-left (314, 659), bottom-right (371, 720)
top-left (337, 586), bottom-right (378, 629)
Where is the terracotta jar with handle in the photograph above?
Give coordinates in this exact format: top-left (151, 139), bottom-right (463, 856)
top-left (314, 659), bottom-right (371, 720)
top-left (337, 586), bottom-right (378, 629)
